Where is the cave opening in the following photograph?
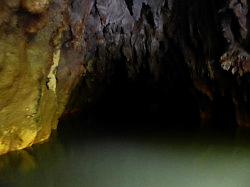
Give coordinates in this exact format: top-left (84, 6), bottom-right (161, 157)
top-left (57, 55), bottom-right (236, 143)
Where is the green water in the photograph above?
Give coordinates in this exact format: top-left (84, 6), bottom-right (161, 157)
top-left (1, 126), bottom-right (250, 187)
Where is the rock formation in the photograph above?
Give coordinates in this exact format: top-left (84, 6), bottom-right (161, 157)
top-left (1, 0), bottom-right (250, 155)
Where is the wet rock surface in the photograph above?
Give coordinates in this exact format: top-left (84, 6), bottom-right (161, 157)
top-left (1, 0), bottom-right (250, 154)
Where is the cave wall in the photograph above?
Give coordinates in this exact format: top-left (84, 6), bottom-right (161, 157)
top-left (0, 0), bottom-right (250, 154)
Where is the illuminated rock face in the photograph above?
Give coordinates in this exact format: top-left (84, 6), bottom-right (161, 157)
top-left (0, 0), bottom-right (85, 155)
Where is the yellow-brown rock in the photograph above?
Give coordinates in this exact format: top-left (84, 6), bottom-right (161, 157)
top-left (21, 0), bottom-right (50, 14)
top-left (0, 0), bottom-right (84, 155)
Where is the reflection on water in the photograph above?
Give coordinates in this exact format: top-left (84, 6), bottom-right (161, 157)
top-left (1, 124), bottom-right (250, 187)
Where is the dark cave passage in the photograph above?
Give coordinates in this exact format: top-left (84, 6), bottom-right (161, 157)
top-left (59, 52), bottom-right (202, 133)
top-left (58, 60), bottom-right (238, 136)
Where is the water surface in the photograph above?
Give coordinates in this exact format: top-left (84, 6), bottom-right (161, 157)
top-left (1, 123), bottom-right (250, 187)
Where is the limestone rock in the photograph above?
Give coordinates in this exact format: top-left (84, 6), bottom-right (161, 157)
top-left (2, 0), bottom-right (250, 155)
top-left (21, 0), bottom-right (50, 14)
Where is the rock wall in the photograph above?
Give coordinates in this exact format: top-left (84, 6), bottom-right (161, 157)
top-left (1, 0), bottom-right (250, 154)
